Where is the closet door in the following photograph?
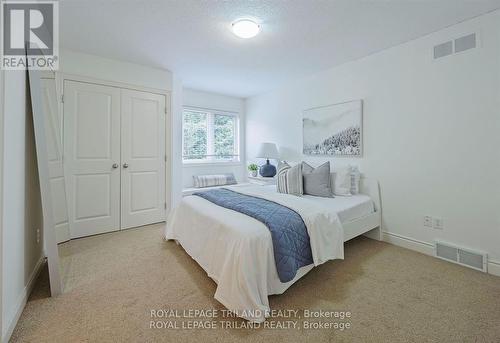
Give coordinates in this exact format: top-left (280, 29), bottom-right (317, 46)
top-left (120, 89), bottom-right (166, 229)
top-left (64, 81), bottom-right (121, 238)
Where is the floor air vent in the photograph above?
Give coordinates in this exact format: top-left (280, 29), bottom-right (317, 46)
top-left (435, 241), bottom-right (487, 272)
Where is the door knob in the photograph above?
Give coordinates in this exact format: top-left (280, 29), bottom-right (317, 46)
top-left (112, 163), bottom-right (119, 169)
top-left (123, 163), bottom-right (129, 168)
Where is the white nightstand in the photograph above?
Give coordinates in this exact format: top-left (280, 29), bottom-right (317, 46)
top-left (248, 176), bottom-right (276, 186)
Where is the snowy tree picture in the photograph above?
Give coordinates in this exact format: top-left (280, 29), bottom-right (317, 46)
top-left (303, 100), bottom-right (362, 156)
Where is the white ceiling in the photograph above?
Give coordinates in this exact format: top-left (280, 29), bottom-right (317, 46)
top-left (60, 0), bottom-right (500, 97)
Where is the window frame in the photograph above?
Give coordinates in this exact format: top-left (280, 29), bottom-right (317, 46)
top-left (182, 106), bottom-right (240, 165)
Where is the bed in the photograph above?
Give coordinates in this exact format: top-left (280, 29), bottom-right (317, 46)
top-left (164, 176), bottom-right (381, 322)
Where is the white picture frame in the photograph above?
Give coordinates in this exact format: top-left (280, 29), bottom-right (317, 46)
top-left (303, 100), bottom-right (363, 157)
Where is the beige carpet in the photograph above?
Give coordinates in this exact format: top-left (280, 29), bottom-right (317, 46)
top-left (10, 224), bottom-right (500, 343)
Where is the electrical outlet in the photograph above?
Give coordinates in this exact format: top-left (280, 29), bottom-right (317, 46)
top-left (433, 217), bottom-right (444, 230)
top-left (36, 228), bottom-right (40, 244)
top-left (424, 216), bottom-right (433, 228)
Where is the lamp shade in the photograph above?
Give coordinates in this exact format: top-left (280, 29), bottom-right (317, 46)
top-left (256, 143), bottom-right (279, 159)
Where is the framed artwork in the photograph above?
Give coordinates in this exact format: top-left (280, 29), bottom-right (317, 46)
top-left (303, 100), bottom-right (362, 157)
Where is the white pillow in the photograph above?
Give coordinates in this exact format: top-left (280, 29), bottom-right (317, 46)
top-left (332, 165), bottom-right (361, 196)
top-left (333, 167), bottom-right (352, 196)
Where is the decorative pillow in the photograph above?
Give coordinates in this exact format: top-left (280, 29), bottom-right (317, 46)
top-left (332, 167), bottom-right (351, 196)
top-left (350, 166), bottom-right (361, 194)
top-left (332, 166), bottom-right (361, 196)
top-left (277, 161), bottom-right (303, 196)
top-left (301, 162), bottom-right (333, 197)
top-left (193, 173), bottom-right (237, 188)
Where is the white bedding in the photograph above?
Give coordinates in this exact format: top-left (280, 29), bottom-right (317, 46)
top-left (302, 192), bottom-right (375, 223)
top-left (165, 184), bottom-right (360, 322)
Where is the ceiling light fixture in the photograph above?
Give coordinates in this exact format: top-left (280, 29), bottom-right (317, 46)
top-left (232, 19), bottom-right (260, 39)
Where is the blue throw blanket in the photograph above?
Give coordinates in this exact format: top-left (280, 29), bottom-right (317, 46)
top-left (193, 188), bottom-right (313, 282)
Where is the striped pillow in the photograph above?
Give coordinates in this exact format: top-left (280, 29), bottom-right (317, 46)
top-left (350, 166), bottom-right (361, 194)
top-left (193, 173), bottom-right (237, 188)
top-left (277, 162), bottom-right (303, 196)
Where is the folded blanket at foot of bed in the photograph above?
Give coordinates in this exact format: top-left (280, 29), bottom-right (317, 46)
top-left (193, 188), bottom-right (313, 282)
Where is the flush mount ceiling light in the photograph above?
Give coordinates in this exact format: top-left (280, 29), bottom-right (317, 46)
top-left (232, 19), bottom-right (260, 39)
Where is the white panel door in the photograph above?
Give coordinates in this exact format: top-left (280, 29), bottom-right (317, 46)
top-left (40, 76), bottom-right (70, 243)
top-left (120, 89), bottom-right (166, 229)
top-left (64, 81), bottom-right (121, 238)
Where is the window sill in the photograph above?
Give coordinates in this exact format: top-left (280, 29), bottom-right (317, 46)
top-left (182, 161), bottom-right (243, 167)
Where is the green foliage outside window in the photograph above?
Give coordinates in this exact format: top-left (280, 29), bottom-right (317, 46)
top-left (183, 109), bottom-right (238, 162)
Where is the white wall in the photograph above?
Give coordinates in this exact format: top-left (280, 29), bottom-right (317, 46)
top-left (2, 70), bottom-right (45, 341)
top-left (182, 89), bottom-right (246, 188)
top-left (246, 11), bottom-right (500, 267)
top-left (59, 49), bottom-right (172, 91)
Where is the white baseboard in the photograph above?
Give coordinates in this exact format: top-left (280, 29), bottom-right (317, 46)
top-left (2, 255), bottom-right (45, 343)
top-left (382, 231), bottom-right (434, 256)
top-left (487, 260), bottom-right (500, 277)
top-left (382, 231), bottom-right (500, 277)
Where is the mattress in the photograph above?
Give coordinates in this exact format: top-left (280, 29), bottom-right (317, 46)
top-left (193, 184), bottom-right (375, 224)
top-left (302, 192), bottom-right (375, 223)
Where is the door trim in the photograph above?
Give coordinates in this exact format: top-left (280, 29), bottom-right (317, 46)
top-left (58, 73), bottom-right (172, 236)
top-left (58, 72), bottom-right (169, 96)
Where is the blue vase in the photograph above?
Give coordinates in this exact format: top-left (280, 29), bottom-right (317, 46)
top-left (259, 159), bottom-right (276, 177)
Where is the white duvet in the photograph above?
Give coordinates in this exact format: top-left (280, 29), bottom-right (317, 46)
top-left (164, 184), bottom-right (344, 322)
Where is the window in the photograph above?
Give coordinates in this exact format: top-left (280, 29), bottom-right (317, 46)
top-left (182, 107), bottom-right (239, 163)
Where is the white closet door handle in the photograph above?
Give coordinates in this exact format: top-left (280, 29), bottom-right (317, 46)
top-left (123, 163), bottom-right (129, 168)
top-left (112, 163), bottom-right (119, 169)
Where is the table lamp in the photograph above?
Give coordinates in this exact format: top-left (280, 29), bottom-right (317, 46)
top-left (256, 142), bottom-right (279, 177)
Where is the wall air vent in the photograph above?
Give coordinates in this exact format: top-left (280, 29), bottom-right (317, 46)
top-left (433, 32), bottom-right (477, 60)
top-left (454, 33), bottom-right (476, 53)
top-left (435, 241), bottom-right (487, 272)
top-left (434, 41), bottom-right (453, 59)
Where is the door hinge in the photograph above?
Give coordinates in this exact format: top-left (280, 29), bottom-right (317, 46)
top-left (61, 94), bottom-right (64, 103)
top-left (164, 202), bottom-right (167, 209)
top-left (164, 155), bottom-right (167, 162)
top-left (164, 107), bottom-right (167, 114)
